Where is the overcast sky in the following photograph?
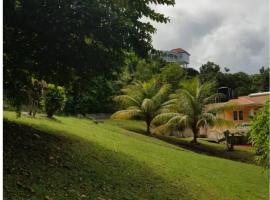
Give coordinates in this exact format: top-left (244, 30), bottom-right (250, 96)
top-left (150, 0), bottom-right (269, 73)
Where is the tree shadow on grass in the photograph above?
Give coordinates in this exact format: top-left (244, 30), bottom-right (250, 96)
top-left (4, 121), bottom-right (194, 200)
top-left (117, 124), bottom-right (255, 164)
top-left (154, 134), bottom-right (256, 164)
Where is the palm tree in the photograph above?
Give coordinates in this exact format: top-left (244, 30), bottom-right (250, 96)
top-left (111, 79), bottom-right (170, 135)
top-left (153, 78), bottom-right (232, 143)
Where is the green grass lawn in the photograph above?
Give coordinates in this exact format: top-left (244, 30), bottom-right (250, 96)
top-left (108, 119), bottom-right (257, 164)
top-left (4, 111), bottom-right (269, 200)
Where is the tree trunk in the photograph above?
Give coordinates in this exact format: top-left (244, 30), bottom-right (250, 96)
top-left (192, 127), bottom-right (199, 144)
top-left (47, 111), bottom-right (53, 118)
top-left (146, 120), bottom-right (151, 135)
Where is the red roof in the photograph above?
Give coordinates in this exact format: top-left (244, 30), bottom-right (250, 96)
top-left (228, 94), bottom-right (269, 106)
top-left (205, 93), bottom-right (269, 111)
top-left (170, 48), bottom-right (190, 55)
top-left (229, 97), bottom-right (256, 105)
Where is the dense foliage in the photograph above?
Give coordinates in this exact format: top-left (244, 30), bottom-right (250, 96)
top-left (4, 0), bottom-right (175, 113)
top-left (199, 62), bottom-right (269, 97)
top-left (249, 102), bottom-right (269, 167)
top-left (42, 84), bottom-right (67, 118)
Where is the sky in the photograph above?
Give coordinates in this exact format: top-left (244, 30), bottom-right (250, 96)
top-left (150, 0), bottom-right (269, 73)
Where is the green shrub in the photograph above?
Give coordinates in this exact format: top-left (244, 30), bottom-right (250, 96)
top-left (249, 101), bottom-right (269, 167)
top-left (42, 84), bottom-right (66, 118)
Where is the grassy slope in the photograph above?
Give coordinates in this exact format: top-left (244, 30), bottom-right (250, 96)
top-left (108, 120), bottom-right (256, 163)
top-left (4, 111), bottom-right (269, 200)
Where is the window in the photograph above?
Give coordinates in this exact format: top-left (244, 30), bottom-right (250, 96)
top-left (233, 111), bottom-right (238, 120)
top-left (239, 111), bottom-right (243, 120)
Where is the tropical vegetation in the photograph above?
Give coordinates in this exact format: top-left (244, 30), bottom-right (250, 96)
top-left (249, 101), bottom-right (269, 167)
top-left (3, 0), bottom-right (270, 198)
top-left (111, 79), bottom-right (170, 134)
top-left (153, 78), bottom-right (232, 143)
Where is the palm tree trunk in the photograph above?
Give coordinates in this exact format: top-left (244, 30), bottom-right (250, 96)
top-left (192, 127), bottom-right (199, 144)
top-left (146, 120), bottom-right (151, 135)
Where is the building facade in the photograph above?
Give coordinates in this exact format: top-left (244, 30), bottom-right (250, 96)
top-left (161, 48), bottom-right (190, 67)
top-left (214, 92), bottom-right (269, 125)
top-left (204, 92), bottom-right (269, 139)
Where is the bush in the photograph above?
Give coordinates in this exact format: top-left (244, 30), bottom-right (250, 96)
top-left (42, 84), bottom-right (66, 118)
top-left (249, 101), bottom-right (269, 167)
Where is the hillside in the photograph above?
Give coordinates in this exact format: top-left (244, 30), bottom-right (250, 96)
top-left (3, 111), bottom-right (269, 200)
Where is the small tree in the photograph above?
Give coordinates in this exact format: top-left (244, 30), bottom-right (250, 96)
top-left (111, 79), bottom-right (170, 135)
top-left (27, 78), bottom-right (47, 117)
top-left (153, 78), bottom-right (232, 143)
top-left (249, 101), bottom-right (269, 167)
top-left (42, 84), bottom-right (66, 118)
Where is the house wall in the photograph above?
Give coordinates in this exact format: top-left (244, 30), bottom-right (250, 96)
top-left (162, 51), bottom-right (189, 64)
top-left (178, 52), bottom-right (189, 64)
top-left (221, 105), bottom-right (261, 125)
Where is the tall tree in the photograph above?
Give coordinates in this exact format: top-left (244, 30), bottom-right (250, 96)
top-left (199, 61), bottom-right (220, 83)
top-left (251, 67), bottom-right (270, 92)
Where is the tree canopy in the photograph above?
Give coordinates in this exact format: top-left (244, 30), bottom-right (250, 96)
top-left (4, 0), bottom-right (175, 86)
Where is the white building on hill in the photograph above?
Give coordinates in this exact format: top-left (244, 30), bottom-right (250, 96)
top-left (161, 48), bottom-right (190, 67)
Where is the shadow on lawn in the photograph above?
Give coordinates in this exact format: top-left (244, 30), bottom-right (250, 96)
top-left (4, 121), bottom-right (194, 200)
top-left (154, 135), bottom-right (256, 164)
top-left (119, 125), bottom-right (255, 164)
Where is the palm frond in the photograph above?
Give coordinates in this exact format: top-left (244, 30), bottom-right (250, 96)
top-left (113, 95), bottom-right (141, 107)
top-left (214, 118), bottom-right (235, 128)
top-left (196, 80), bottom-right (216, 100)
top-left (152, 84), bottom-right (171, 105)
top-left (141, 98), bottom-right (154, 113)
top-left (207, 102), bottom-right (240, 114)
top-left (179, 77), bottom-right (200, 97)
top-left (167, 115), bottom-right (189, 129)
top-left (203, 93), bottom-right (225, 105)
top-left (111, 109), bottom-right (143, 120)
top-left (152, 112), bottom-right (181, 125)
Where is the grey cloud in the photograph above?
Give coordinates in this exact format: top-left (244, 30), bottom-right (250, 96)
top-left (150, 0), bottom-right (269, 73)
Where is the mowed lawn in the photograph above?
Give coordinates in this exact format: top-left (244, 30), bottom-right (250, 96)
top-left (3, 111), bottom-right (269, 200)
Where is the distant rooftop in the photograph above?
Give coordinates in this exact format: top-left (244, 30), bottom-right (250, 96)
top-left (206, 91), bottom-right (269, 109)
top-left (170, 48), bottom-right (190, 55)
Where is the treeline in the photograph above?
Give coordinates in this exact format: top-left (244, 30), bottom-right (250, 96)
top-left (4, 51), bottom-right (269, 116)
top-left (117, 55), bottom-right (269, 98)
